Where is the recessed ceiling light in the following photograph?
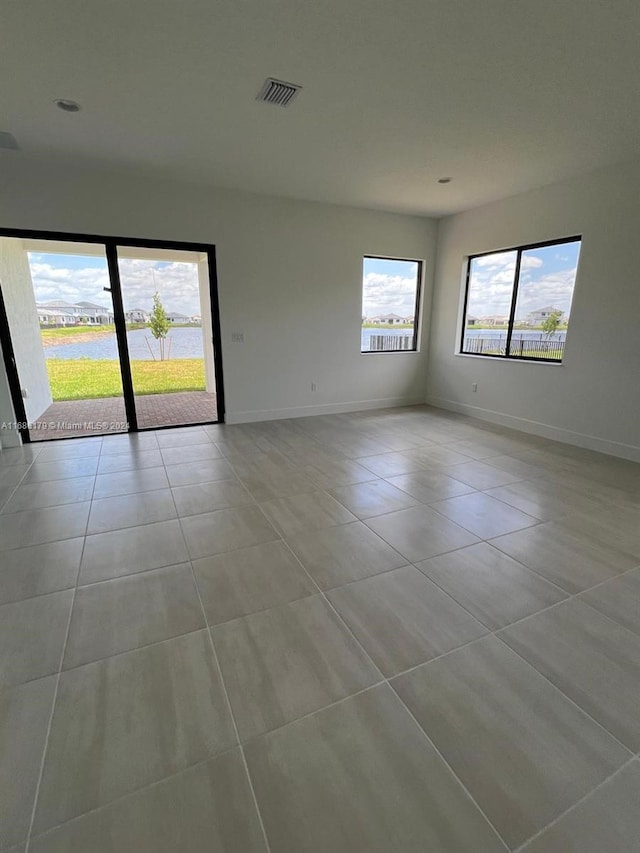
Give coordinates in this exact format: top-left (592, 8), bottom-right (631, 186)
top-left (54, 99), bottom-right (82, 113)
top-left (437, 176), bottom-right (452, 184)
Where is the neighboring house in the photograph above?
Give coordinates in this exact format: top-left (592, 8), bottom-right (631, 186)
top-left (466, 315), bottom-right (478, 326)
top-left (370, 313), bottom-right (405, 324)
top-left (480, 315), bottom-right (509, 325)
top-left (526, 305), bottom-right (564, 326)
top-left (36, 307), bottom-right (75, 326)
top-left (166, 312), bottom-right (189, 323)
top-left (76, 301), bottom-right (114, 324)
top-left (37, 300), bottom-right (114, 326)
top-left (125, 308), bottom-right (150, 323)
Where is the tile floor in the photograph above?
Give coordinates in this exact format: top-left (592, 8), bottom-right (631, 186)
top-left (0, 405), bottom-right (639, 852)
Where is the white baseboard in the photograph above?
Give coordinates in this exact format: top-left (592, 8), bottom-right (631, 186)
top-left (426, 395), bottom-right (640, 463)
top-left (225, 396), bottom-right (424, 425)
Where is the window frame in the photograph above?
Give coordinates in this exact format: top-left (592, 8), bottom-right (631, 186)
top-left (361, 255), bottom-right (424, 355)
top-left (459, 235), bottom-right (582, 364)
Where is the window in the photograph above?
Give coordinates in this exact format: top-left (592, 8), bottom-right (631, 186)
top-left (460, 237), bottom-right (581, 362)
top-left (361, 256), bottom-right (422, 353)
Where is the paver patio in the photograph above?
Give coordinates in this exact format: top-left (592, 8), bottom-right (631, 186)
top-left (29, 391), bottom-right (218, 440)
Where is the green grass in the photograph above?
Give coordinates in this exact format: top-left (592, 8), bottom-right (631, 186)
top-left (47, 359), bottom-right (206, 401)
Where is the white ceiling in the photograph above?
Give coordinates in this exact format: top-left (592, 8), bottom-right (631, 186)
top-left (1, 0), bottom-right (639, 216)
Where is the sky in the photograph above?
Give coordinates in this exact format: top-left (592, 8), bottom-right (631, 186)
top-left (362, 257), bottom-right (419, 319)
top-left (466, 240), bottom-right (581, 320)
top-left (27, 253), bottom-right (202, 317)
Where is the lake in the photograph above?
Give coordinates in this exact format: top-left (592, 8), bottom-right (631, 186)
top-left (44, 327), bottom-right (205, 360)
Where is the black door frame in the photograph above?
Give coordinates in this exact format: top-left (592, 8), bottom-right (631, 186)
top-left (0, 228), bottom-right (225, 442)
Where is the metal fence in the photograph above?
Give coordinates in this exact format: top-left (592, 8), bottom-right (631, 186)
top-left (463, 336), bottom-right (565, 359)
top-left (369, 334), bottom-right (414, 352)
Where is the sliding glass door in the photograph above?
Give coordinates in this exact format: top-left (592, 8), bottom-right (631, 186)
top-left (115, 245), bottom-right (219, 430)
top-left (0, 231), bottom-right (223, 442)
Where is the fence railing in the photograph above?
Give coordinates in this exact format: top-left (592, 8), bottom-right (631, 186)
top-left (463, 336), bottom-right (565, 359)
top-left (369, 334), bottom-right (414, 352)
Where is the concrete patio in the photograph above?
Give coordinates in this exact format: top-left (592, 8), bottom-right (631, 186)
top-left (29, 391), bottom-right (218, 440)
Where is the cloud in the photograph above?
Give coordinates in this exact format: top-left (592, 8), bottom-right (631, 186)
top-left (362, 272), bottom-right (418, 316)
top-left (28, 256), bottom-right (202, 317)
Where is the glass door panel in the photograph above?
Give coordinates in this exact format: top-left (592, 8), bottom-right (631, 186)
top-left (0, 236), bottom-right (127, 440)
top-left (115, 245), bottom-right (218, 429)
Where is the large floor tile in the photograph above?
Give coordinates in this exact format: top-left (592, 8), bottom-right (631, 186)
top-left (393, 636), bottom-right (629, 849)
top-left (171, 478), bottom-right (252, 517)
top-left (329, 479), bottom-right (419, 519)
top-left (79, 519), bottom-right (189, 583)
top-left (0, 590), bottom-right (73, 688)
top-left (0, 676), bottom-right (56, 850)
top-left (301, 456), bottom-right (376, 489)
top-left (87, 489), bottom-right (177, 534)
top-left (365, 505), bottom-right (478, 563)
top-left (439, 460), bottom-right (522, 490)
top-left (155, 428), bottom-right (212, 448)
top-left (328, 566), bottom-right (487, 676)
top-left (483, 480), bottom-right (560, 522)
top-left (579, 569), bottom-right (640, 635)
top-left (180, 505), bottom-right (279, 560)
top-left (1, 476), bottom-right (95, 514)
top-left (159, 442), bottom-right (222, 466)
top-left (96, 449), bottom-right (163, 475)
top-left (500, 598), bottom-right (640, 751)
top-left (385, 470), bottom-right (476, 504)
top-left (259, 490), bottom-right (356, 537)
top-left (64, 564), bottom-right (205, 668)
top-left (29, 749), bottom-right (267, 853)
top-left (23, 457), bottom-right (98, 483)
top-left (93, 466), bottom-right (169, 499)
top-left (354, 450), bottom-right (425, 478)
top-left (490, 522), bottom-right (638, 593)
top-left (100, 433), bottom-right (159, 455)
top-left (560, 505), bottom-right (640, 557)
top-left (245, 684), bottom-right (506, 853)
top-left (431, 492), bottom-right (540, 539)
top-left (213, 595), bottom-right (380, 740)
top-left (34, 630), bottom-right (236, 833)
top-left (193, 540), bottom-right (316, 624)
top-left (286, 521), bottom-right (407, 590)
top-left (164, 458), bottom-right (235, 487)
top-left (418, 542), bottom-right (567, 630)
top-left (0, 538), bottom-right (83, 605)
top-left (403, 444), bottom-right (475, 468)
top-left (0, 502), bottom-right (90, 551)
top-left (231, 454), bottom-right (317, 501)
top-left (36, 440), bottom-right (101, 462)
top-left (0, 444), bottom-right (42, 466)
top-left (519, 759), bottom-right (640, 853)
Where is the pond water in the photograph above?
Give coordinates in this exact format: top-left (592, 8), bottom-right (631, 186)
top-left (44, 327), bottom-right (205, 360)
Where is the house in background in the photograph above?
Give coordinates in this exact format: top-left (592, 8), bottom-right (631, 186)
top-left (125, 308), bottom-right (150, 323)
top-left (526, 305), bottom-right (564, 326)
top-left (36, 300), bottom-right (114, 326)
top-left (166, 311), bottom-right (189, 323)
top-left (76, 301), bottom-right (114, 324)
top-left (370, 313), bottom-right (405, 324)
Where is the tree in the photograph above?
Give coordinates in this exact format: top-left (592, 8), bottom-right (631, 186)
top-left (541, 309), bottom-right (563, 338)
top-left (148, 292), bottom-right (170, 360)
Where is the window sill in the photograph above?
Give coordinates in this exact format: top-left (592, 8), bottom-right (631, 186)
top-left (454, 352), bottom-right (563, 365)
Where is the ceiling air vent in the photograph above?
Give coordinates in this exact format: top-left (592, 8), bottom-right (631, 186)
top-left (256, 78), bottom-right (302, 108)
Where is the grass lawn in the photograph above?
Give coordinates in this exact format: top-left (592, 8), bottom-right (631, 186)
top-left (47, 359), bottom-right (206, 400)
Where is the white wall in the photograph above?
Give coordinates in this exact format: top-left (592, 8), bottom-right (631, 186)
top-left (426, 158), bottom-right (640, 461)
top-left (0, 238), bottom-right (52, 423)
top-left (0, 160), bottom-right (435, 425)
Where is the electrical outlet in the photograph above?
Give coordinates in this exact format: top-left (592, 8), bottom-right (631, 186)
top-left (231, 332), bottom-right (244, 343)
top-left (311, 382), bottom-right (319, 392)
top-left (472, 383), bottom-right (478, 392)
top-left (21, 388), bottom-right (28, 398)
